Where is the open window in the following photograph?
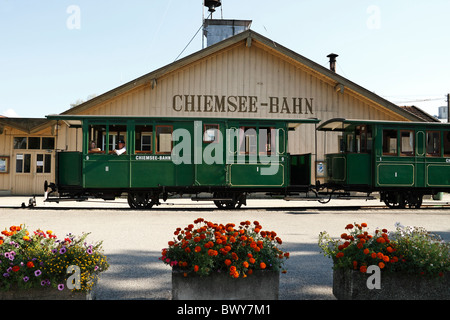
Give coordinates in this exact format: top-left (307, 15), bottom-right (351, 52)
top-left (259, 127), bottom-right (276, 155)
top-left (382, 129), bottom-right (397, 155)
top-left (156, 125), bottom-right (173, 154)
top-left (203, 124), bottom-right (220, 143)
top-left (400, 130), bottom-right (414, 156)
top-left (239, 127), bottom-right (257, 155)
top-left (426, 131), bottom-right (440, 157)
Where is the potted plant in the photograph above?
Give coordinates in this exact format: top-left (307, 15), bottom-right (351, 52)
top-left (318, 222), bottom-right (450, 300)
top-left (160, 218), bottom-right (289, 300)
top-left (0, 224), bottom-right (109, 300)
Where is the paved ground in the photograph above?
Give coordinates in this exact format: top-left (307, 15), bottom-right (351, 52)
top-left (0, 195), bottom-right (449, 300)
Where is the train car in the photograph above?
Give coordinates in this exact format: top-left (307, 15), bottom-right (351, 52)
top-left (317, 118), bottom-right (450, 208)
top-left (44, 115), bottom-right (319, 209)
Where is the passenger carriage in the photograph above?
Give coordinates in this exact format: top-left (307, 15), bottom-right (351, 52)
top-left (44, 115), bottom-right (318, 209)
top-left (318, 118), bottom-right (450, 208)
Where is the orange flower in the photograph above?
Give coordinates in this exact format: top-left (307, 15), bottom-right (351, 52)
top-left (363, 248), bottom-right (370, 255)
top-left (243, 261), bottom-right (249, 268)
top-left (378, 262), bottom-right (385, 269)
top-left (249, 258), bottom-right (256, 264)
top-left (361, 223), bottom-right (367, 228)
top-left (26, 261), bottom-right (34, 268)
top-left (194, 265), bottom-right (199, 272)
top-left (360, 265), bottom-right (367, 273)
top-left (224, 259), bottom-right (232, 266)
top-left (194, 246), bottom-right (201, 253)
top-left (260, 262), bottom-right (266, 269)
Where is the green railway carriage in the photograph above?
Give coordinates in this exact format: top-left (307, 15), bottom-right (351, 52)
top-left (45, 115), bottom-right (318, 209)
top-left (318, 118), bottom-right (450, 208)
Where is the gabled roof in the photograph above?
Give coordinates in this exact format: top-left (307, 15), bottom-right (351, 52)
top-left (400, 105), bottom-right (440, 122)
top-left (61, 29), bottom-right (423, 122)
top-left (0, 118), bottom-right (55, 134)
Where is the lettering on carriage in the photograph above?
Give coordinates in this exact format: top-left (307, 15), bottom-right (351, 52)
top-left (135, 155), bottom-right (171, 161)
top-left (172, 95), bottom-right (314, 115)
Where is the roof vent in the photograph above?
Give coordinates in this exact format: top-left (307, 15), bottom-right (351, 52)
top-left (327, 53), bottom-right (338, 72)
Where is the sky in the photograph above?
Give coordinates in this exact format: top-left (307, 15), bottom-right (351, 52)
top-left (0, 0), bottom-right (449, 119)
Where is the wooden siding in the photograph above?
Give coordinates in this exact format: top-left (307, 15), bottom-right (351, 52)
top-left (72, 39), bottom-right (407, 163)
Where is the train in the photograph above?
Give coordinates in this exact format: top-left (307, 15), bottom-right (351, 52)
top-left (43, 115), bottom-right (450, 209)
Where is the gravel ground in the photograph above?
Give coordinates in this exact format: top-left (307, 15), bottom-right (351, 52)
top-left (1, 195), bottom-right (449, 300)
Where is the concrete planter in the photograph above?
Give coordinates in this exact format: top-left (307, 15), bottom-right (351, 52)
top-left (172, 270), bottom-right (279, 300)
top-left (333, 268), bottom-right (450, 300)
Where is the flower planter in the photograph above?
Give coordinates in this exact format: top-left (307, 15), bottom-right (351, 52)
top-left (0, 287), bottom-right (95, 300)
top-left (333, 268), bottom-right (450, 300)
top-left (172, 270), bottom-right (279, 300)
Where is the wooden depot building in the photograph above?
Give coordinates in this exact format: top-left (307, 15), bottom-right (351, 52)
top-left (0, 19), bottom-right (436, 195)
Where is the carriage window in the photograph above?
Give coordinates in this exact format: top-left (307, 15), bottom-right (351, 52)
top-left (156, 126), bottom-right (173, 154)
top-left (88, 124), bottom-right (106, 153)
top-left (444, 131), bottom-right (450, 157)
top-left (259, 127), bottom-right (276, 155)
top-left (426, 131), bottom-right (440, 157)
top-left (107, 124), bottom-right (127, 153)
top-left (400, 130), bottom-right (414, 156)
top-left (239, 127), bottom-right (257, 154)
top-left (382, 130), bottom-right (397, 155)
top-left (354, 125), bottom-right (372, 153)
top-left (203, 124), bottom-right (219, 143)
top-left (135, 125), bottom-right (153, 153)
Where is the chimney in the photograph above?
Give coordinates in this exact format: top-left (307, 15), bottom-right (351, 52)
top-left (203, 19), bottom-right (252, 47)
top-left (327, 53), bottom-right (338, 72)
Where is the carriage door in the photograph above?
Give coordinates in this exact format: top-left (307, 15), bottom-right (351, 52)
top-left (193, 121), bottom-right (226, 186)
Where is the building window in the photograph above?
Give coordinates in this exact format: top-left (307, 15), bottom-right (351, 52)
top-left (28, 137), bottom-right (40, 149)
top-left (426, 131), bottom-right (440, 157)
top-left (13, 137), bottom-right (27, 149)
top-left (156, 126), bottom-right (173, 154)
top-left (382, 129), bottom-right (397, 155)
top-left (36, 154), bottom-right (52, 173)
top-left (16, 154), bottom-right (31, 173)
top-left (400, 130), bottom-right (414, 156)
top-left (42, 137), bottom-right (55, 150)
top-left (13, 137), bottom-right (55, 150)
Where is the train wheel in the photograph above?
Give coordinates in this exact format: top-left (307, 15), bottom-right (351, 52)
top-left (382, 192), bottom-right (406, 209)
top-left (127, 192), bottom-right (154, 209)
top-left (406, 193), bottom-right (423, 209)
top-left (213, 192), bottom-right (246, 209)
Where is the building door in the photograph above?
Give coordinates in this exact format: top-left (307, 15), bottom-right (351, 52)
top-left (11, 136), bottom-right (55, 195)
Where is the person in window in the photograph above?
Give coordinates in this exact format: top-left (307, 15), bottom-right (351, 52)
top-left (89, 140), bottom-right (101, 153)
top-left (114, 140), bottom-right (126, 155)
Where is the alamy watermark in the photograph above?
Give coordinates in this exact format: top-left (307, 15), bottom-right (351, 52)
top-left (366, 5), bottom-right (381, 30)
top-left (66, 5), bottom-right (81, 30)
top-left (169, 121), bottom-right (281, 176)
